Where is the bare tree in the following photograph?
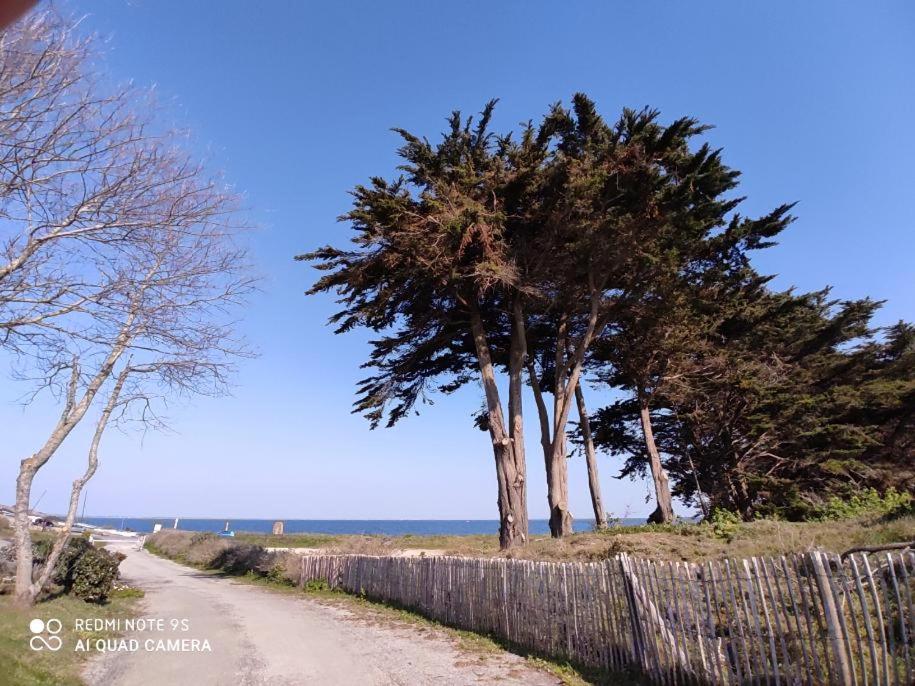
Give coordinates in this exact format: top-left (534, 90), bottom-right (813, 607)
top-left (1, 13), bottom-right (253, 606)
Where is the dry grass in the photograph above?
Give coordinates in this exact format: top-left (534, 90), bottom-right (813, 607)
top-left (218, 514), bottom-right (915, 563)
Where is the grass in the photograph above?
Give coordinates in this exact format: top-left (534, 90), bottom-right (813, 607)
top-left (0, 590), bottom-right (142, 686)
top-left (233, 532), bottom-right (337, 548)
top-left (225, 513), bottom-right (915, 563)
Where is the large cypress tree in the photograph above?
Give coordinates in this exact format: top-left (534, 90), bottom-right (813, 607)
top-left (301, 103), bottom-right (539, 549)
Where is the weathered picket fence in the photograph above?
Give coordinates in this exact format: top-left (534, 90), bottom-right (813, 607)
top-left (299, 549), bottom-right (915, 685)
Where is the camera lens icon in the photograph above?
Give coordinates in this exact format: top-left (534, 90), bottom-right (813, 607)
top-left (29, 618), bottom-right (62, 651)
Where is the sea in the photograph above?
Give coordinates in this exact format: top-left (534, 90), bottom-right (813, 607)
top-left (80, 517), bottom-right (648, 536)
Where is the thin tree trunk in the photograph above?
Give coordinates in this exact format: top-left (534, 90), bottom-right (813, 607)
top-left (469, 306), bottom-right (526, 550)
top-left (526, 358), bottom-right (552, 462)
top-left (31, 368), bottom-right (128, 598)
top-left (545, 292), bottom-right (606, 538)
top-left (575, 384), bottom-right (607, 528)
top-left (638, 394), bottom-right (675, 524)
top-left (14, 312), bottom-right (134, 606)
top-left (684, 446), bottom-right (709, 518)
top-left (677, 416), bottom-right (710, 517)
top-left (506, 297), bottom-right (529, 542)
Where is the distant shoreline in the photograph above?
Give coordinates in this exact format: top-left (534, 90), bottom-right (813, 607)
top-left (78, 516), bottom-right (656, 536)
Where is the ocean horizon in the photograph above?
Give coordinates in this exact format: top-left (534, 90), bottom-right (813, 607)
top-left (79, 517), bottom-right (651, 536)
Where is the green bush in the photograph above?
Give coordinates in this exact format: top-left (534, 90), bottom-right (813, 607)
top-left (69, 546), bottom-right (121, 602)
top-left (813, 487), bottom-right (913, 521)
top-left (265, 563), bottom-right (294, 586)
top-left (32, 537), bottom-right (122, 603)
top-left (708, 508), bottom-right (743, 541)
top-left (303, 578), bottom-right (329, 592)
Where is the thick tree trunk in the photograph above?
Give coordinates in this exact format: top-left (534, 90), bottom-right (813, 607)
top-left (547, 315), bottom-right (573, 538)
top-left (638, 396), bottom-right (675, 524)
top-left (13, 465), bottom-right (37, 606)
top-left (526, 357), bottom-right (569, 533)
top-left (469, 307), bottom-right (526, 550)
top-left (525, 359), bottom-right (573, 537)
top-left (575, 384), bottom-right (607, 529)
top-left (547, 432), bottom-right (573, 537)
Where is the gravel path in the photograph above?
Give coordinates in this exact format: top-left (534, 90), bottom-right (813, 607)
top-left (85, 545), bottom-right (561, 686)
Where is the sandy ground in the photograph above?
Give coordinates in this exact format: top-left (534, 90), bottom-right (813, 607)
top-left (265, 546), bottom-right (444, 557)
top-left (85, 545), bottom-right (561, 686)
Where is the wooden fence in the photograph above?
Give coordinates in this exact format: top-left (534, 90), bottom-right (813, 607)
top-left (298, 549), bottom-right (915, 685)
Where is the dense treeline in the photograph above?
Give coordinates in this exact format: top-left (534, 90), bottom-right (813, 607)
top-left (302, 94), bottom-right (913, 548)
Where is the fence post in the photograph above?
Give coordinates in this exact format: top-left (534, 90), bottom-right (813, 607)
top-left (619, 555), bottom-right (647, 669)
top-left (810, 551), bottom-right (853, 685)
top-left (299, 554), bottom-right (305, 589)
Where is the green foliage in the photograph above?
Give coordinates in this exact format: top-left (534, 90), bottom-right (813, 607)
top-left (265, 563), bottom-right (294, 586)
top-left (708, 509), bottom-right (743, 541)
top-left (303, 578), bottom-right (330, 593)
top-left (32, 537), bottom-right (122, 603)
top-left (69, 546), bottom-right (120, 602)
top-left (303, 92), bottom-right (914, 525)
top-left (812, 488), bottom-right (913, 522)
top-left (108, 586), bottom-right (145, 599)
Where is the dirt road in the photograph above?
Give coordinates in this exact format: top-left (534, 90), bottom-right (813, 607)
top-left (85, 545), bottom-right (560, 686)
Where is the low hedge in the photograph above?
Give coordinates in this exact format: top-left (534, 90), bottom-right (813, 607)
top-left (146, 530), bottom-right (300, 585)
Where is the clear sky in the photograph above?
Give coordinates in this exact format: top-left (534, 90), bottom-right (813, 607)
top-left (2, 1), bottom-right (913, 521)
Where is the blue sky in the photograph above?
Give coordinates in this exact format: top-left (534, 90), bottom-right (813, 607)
top-left (2, 1), bottom-right (913, 521)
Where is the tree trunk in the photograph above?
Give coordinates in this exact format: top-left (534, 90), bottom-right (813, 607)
top-left (575, 384), bottom-right (607, 528)
top-left (638, 395), bottom-right (675, 524)
top-left (547, 432), bottom-right (573, 537)
top-left (13, 331), bottom-right (132, 605)
top-left (32, 369), bottom-right (128, 598)
top-left (545, 291), bottom-right (606, 538)
top-left (13, 465), bottom-right (38, 606)
top-left (469, 307), bottom-right (526, 550)
top-left (547, 315), bottom-right (573, 538)
top-left (506, 297), bottom-right (529, 541)
top-left (525, 358), bottom-right (573, 537)
top-left (526, 359), bottom-right (552, 463)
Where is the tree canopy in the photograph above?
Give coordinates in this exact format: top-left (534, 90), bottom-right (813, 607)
top-left (303, 93), bottom-right (914, 544)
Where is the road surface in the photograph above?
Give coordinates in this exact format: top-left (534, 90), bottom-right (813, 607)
top-left (85, 545), bottom-right (560, 686)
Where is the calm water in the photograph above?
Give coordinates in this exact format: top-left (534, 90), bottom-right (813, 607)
top-left (80, 517), bottom-right (647, 536)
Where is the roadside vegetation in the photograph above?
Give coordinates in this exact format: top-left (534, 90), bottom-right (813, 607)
top-left (0, 588), bottom-right (141, 686)
top-left (0, 517), bottom-right (139, 685)
top-left (311, 514), bottom-right (914, 562)
top-left (150, 498), bottom-right (914, 567)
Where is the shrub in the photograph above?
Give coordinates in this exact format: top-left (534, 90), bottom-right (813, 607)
top-left (30, 536), bottom-right (123, 602)
top-left (813, 487), bottom-right (913, 521)
top-left (708, 508), bottom-right (743, 541)
top-left (303, 578), bottom-right (329, 592)
top-left (69, 545), bottom-right (120, 601)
